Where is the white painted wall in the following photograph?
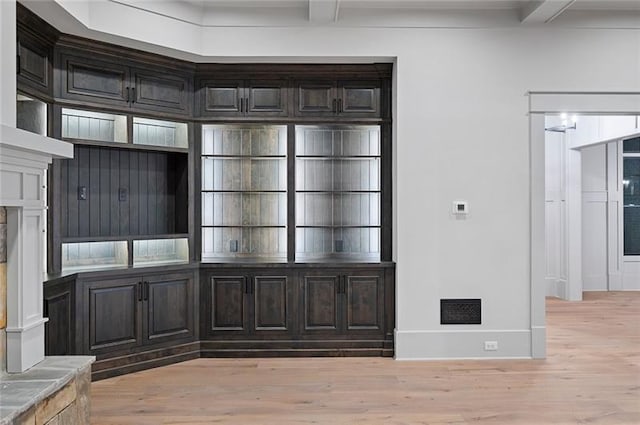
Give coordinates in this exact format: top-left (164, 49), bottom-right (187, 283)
top-left (13, 2), bottom-right (640, 359)
top-left (0, 0), bottom-right (17, 127)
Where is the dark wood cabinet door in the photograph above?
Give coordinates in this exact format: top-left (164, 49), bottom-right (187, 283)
top-left (17, 33), bottom-right (51, 96)
top-left (246, 81), bottom-right (288, 117)
top-left (143, 272), bottom-right (194, 344)
top-left (338, 81), bottom-right (380, 118)
top-left (345, 272), bottom-right (384, 333)
top-left (295, 81), bottom-right (336, 117)
top-left (44, 285), bottom-right (73, 356)
top-left (59, 53), bottom-right (130, 107)
top-left (208, 275), bottom-right (248, 334)
top-left (301, 274), bottom-right (340, 332)
top-left (252, 275), bottom-right (291, 332)
top-left (132, 70), bottom-right (191, 115)
top-left (200, 80), bottom-right (244, 116)
top-left (85, 278), bottom-right (142, 354)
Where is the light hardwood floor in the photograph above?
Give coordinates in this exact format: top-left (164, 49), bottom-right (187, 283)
top-left (91, 292), bottom-right (640, 424)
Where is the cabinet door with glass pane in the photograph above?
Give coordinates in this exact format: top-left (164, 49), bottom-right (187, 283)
top-left (296, 125), bottom-right (381, 262)
top-left (201, 125), bottom-right (287, 261)
top-left (623, 137), bottom-right (640, 256)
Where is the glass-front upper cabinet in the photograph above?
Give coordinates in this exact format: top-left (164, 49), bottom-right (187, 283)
top-left (295, 125), bottom-right (381, 262)
top-left (201, 124), bottom-right (287, 261)
top-left (623, 137), bottom-right (640, 256)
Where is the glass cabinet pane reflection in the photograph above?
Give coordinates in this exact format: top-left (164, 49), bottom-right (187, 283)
top-left (295, 125), bottom-right (381, 262)
top-left (201, 124), bottom-right (287, 261)
top-left (623, 156), bottom-right (640, 255)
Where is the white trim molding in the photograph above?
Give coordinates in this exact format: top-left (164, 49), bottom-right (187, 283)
top-left (1, 125), bottom-right (73, 373)
top-left (529, 92), bottom-right (640, 361)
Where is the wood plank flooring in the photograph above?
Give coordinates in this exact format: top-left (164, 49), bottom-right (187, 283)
top-left (91, 292), bottom-right (640, 424)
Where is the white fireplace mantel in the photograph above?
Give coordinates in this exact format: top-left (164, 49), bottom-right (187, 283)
top-left (1, 123), bottom-right (73, 373)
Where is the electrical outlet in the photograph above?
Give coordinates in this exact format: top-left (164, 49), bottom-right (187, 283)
top-left (229, 240), bottom-right (238, 253)
top-left (484, 341), bottom-right (498, 351)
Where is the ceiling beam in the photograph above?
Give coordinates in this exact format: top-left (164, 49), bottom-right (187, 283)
top-left (520, 0), bottom-right (576, 24)
top-left (308, 0), bottom-right (340, 24)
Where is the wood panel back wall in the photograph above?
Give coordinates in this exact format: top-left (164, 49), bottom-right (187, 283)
top-left (60, 146), bottom-right (188, 239)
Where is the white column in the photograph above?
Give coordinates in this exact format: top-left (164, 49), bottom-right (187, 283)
top-left (530, 113), bottom-right (546, 359)
top-left (565, 147), bottom-right (583, 301)
top-left (607, 141), bottom-right (623, 290)
top-left (1, 126), bottom-right (73, 373)
top-left (6, 207), bottom-right (47, 372)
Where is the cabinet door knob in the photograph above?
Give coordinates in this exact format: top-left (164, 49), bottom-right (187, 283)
top-left (137, 282), bottom-right (143, 301)
top-left (338, 98), bottom-right (343, 113)
top-left (131, 87), bottom-right (136, 104)
top-left (143, 281), bottom-right (149, 300)
top-left (332, 98), bottom-right (337, 113)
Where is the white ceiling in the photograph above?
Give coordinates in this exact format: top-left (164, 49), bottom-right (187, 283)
top-left (105, 0), bottom-right (640, 26)
top-left (18, 0), bottom-right (640, 62)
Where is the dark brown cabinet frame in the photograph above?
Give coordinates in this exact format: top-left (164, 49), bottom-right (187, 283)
top-left (20, 4), bottom-right (395, 380)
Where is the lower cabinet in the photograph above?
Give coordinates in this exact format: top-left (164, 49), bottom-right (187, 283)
top-left (44, 263), bottom-right (394, 378)
top-left (301, 270), bottom-right (384, 336)
top-left (44, 268), bottom-right (198, 367)
top-left (85, 271), bottom-right (196, 355)
top-left (200, 264), bottom-right (394, 357)
top-left (204, 271), bottom-right (294, 338)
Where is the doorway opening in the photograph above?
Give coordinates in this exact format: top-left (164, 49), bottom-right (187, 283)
top-left (543, 114), bottom-right (640, 300)
top-left (528, 92), bottom-right (640, 359)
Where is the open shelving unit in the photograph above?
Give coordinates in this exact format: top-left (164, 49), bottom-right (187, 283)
top-left (53, 107), bottom-right (191, 274)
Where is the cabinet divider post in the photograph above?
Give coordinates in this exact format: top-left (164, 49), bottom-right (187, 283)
top-left (287, 124), bottom-right (296, 262)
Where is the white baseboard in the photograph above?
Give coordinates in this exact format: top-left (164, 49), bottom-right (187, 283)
top-left (545, 278), bottom-right (567, 299)
top-left (394, 329), bottom-right (532, 360)
top-left (583, 274), bottom-right (608, 291)
top-left (531, 326), bottom-right (546, 359)
top-left (6, 319), bottom-right (46, 373)
top-left (608, 272), bottom-right (623, 291)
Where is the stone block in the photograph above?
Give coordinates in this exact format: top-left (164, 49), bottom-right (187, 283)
top-left (15, 406), bottom-right (36, 425)
top-left (35, 380), bottom-right (77, 425)
top-left (0, 223), bottom-right (6, 263)
top-left (44, 415), bottom-right (59, 425)
top-left (57, 402), bottom-right (78, 425)
top-left (0, 328), bottom-right (5, 373)
top-left (0, 262), bottom-right (6, 329)
top-left (74, 365), bottom-right (91, 424)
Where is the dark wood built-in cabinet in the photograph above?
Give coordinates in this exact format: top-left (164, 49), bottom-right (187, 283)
top-left (295, 80), bottom-right (381, 118)
top-left (198, 79), bottom-right (288, 117)
top-left (18, 3), bottom-right (394, 380)
top-left (199, 265), bottom-right (393, 357)
top-left (204, 270), bottom-right (294, 338)
top-left (17, 4), bottom-right (56, 100)
top-left (45, 267), bottom-right (198, 379)
top-left (301, 270), bottom-right (384, 335)
top-left (56, 49), bottom-right (193, 116)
